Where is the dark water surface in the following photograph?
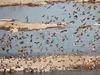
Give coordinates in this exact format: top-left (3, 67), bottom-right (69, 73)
top-left (0, 70), bottom-right (100, 75)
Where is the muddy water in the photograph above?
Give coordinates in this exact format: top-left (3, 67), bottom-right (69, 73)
top-left (0, 70), bottom-right (100, 75)
top-left (0, 1), bottom-right (100, 56)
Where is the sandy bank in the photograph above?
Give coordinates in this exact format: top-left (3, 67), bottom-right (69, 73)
top-left (0, 55), bottom-right (100, 72)
top-left (0, 0), bottom-right (66, 7)
top-left (0, 20), bottom-right (65, 32)
top-left (0, 0), bottom-right (100, 7)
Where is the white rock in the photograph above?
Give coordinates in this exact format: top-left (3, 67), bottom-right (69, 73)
top-left (15, 67), bottom-right (24, 72)
top-left (0, 69), bottom-right (4, 72)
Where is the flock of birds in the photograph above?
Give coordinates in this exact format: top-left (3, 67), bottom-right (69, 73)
top-left (0, 1), bottom-right (100, 56)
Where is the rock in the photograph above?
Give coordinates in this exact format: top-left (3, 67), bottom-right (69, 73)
top-left (15, 67), bottom-right (24, 72)
top-left (24, 68), bottom-right (34, 72)
top-left (0, 69), bottom-right (4, 72)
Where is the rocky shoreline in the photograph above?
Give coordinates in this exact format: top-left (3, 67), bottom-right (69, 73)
top-left (0, 55), bottom-right (100, 73)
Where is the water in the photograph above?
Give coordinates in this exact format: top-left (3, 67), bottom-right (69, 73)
top-left (0, 1), bottom-right (100, 56)
top-left (0, 70), bottom-right (100, 75)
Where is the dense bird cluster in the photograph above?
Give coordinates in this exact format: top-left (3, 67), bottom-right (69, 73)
top-left (0, 1), bottom-right (100, 56)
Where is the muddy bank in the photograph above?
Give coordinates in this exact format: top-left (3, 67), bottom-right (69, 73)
top-left (75, 0), bottom-right (100, 3)
top-left (0, 0), bottom-right (100, 7)
top-left (0, 0), bottom-right (67, 7)
top-left (0, 55), bottom-right (100, 73)
top-left (0, 20), bottom-right (65, 32)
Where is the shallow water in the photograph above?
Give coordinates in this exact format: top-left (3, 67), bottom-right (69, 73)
top-left (0, 1), bottom-right (100, 56)
top-left (0, 70), bottom-right (100, 75)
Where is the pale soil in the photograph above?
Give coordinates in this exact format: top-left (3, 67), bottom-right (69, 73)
top-left (0, 55), bottom-right (100, 72)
